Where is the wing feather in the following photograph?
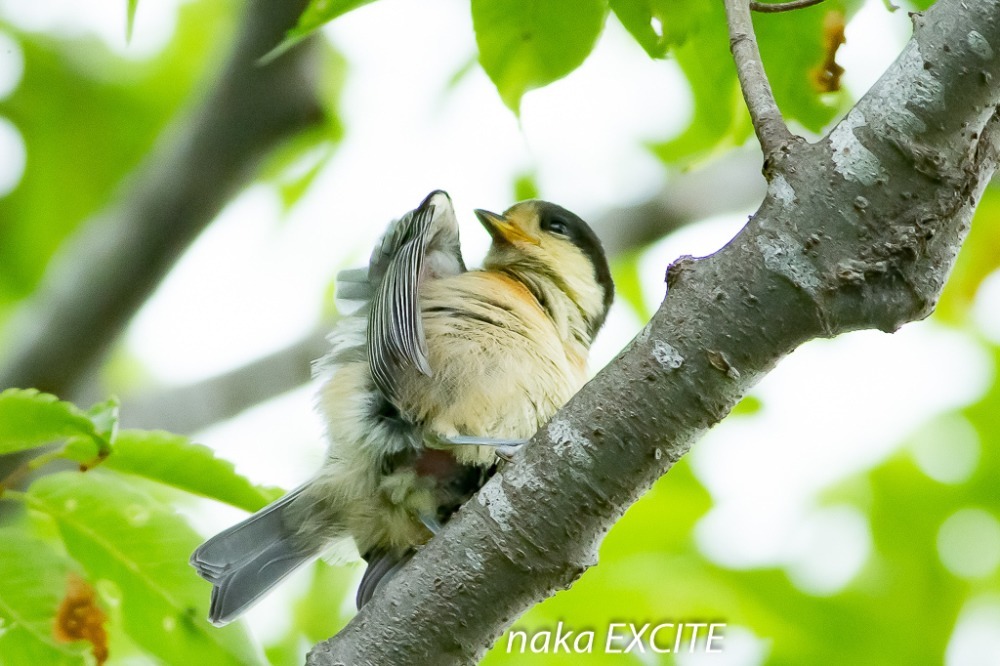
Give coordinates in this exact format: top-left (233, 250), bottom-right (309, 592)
top-left (334, 190), bottom-right (465, 403)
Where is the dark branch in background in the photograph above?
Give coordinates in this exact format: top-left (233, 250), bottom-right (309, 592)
top-left (595, 148), bottom-right (766, 257)
top-left (725, 0), bottom-right (796, 159)
top-left (750, 0), bottom-right (827, 13)
top-left (0, 0), bottom-right (323, 398)
top-left (118, 322), bottom-right (333, 433)
top-left (309, 0), bottom-right (1000, 662)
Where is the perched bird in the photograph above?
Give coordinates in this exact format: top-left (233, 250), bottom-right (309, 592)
top-left (190, 190), bottom-right (614, 625)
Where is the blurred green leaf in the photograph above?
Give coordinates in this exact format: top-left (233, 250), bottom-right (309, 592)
top-left (264, 561), bottom-right (356, 665)
top-left (126, 0), bottom-right (139, 42)
top-left (647, 0), bottom-right (741, 164)
top-left (961, 344), bottom-right (1000, 508)
top-left (472, 0), bottom-right (609, 113)
top-left (266, 0), bottom-right (379, 63)
top-left (64, 429), bottom-right (281, 512)
top-left (0, 389), bottom-right (112, 456)
top-left (0, 529), bottom-right (85, 666)
top-left (610, 0), bottom-right (711, 59)
top-left (730, 394), bottom-right (763, 416)
top-left (293, 561), bottom-right (355, 643)
top-left (85, 397), bottom-right (120, 447)
top-left (26, 472), bottom-right (267, 666)
top-left (755, 1), bottom-right (856, 134)
top-left (936, 185), bottom-right (1000, 324)
top-left (261, 40), bottom-right (345, 213)
top-left (611, 252), bottom-right (652, 322)
top-left (646, 0), bottom-right (857, 164)
top-left (0, 3), bottom-right (230, 308)
top-left (513, 172), bottom-right (540, 202)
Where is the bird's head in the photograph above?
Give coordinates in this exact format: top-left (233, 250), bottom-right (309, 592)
top-left (476, 200), bottom-right (614, 343)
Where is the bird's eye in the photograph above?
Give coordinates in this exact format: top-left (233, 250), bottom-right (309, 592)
top-left (544, 217), bottom-right (570, 237)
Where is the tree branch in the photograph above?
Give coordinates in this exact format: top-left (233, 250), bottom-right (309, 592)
top-left (594, 148), bottom-right (766, 257)
top-left (308, 0), bottom-right (1000, 662)
top-left (724, 0), bottom-right (796, 159)
top-left (750, 0), bottom-right (826, 13)
top-left (0, 0), bottom-right (324, 398)
top-left (116, 322), bottom-right (333, 434)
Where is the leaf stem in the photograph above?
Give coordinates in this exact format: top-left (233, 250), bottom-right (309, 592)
top-left (0, 487), bottom-right (26, 501)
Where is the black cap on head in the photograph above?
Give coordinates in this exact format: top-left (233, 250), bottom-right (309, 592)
top-left (531, 201), bottom-right (615, 335)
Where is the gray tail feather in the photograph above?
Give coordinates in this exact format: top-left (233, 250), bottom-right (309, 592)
top-left (190, 486), bottom-right (318, 626)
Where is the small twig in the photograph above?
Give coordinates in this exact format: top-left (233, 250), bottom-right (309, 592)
top-left (750, 0), bottom-right (827, 13)
top-left (724, 0), bottom-right (796, 159)
top-left (0, 444), bottom-right (75, 492)
top-left (26, 447), bottom-right (69, 472)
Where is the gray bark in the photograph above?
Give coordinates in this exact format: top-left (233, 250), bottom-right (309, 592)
top-left (308, 0), bottom-right (1000, 663)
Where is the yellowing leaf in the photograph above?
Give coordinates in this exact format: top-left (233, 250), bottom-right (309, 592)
top-left (0, 529), bottom-right (85, 666)
top-left (53, 574), bottom-right (108, 666)
top-left (27, 472), bottom-right (267, 666)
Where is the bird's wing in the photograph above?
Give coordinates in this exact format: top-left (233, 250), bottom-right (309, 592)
top-left (335, 190), bottom-right (465, 403)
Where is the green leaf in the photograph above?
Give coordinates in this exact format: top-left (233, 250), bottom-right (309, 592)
top-left (0, 389), bottom-right (105, 456)
top-left (126, 0), bottom-right (139, 42)
top-left (646, 0), bottom-right (743, 164)
top-left (610, 0), bottom-right (711, 59)
top-left (0, 4), bottom-right (228, 308)
top-left (265, 0), bottom-right (379, 63)
top-left (472, 0), bottom-right (609, 113)
top-left (85, 397), bottom-right (120, 448)
top-left (611, 251), bottom-right (652, 322)
top-left (26, 472), bottom-right (267, 666)
top-left (754, 2), bottom-right (853, 134)
top-left (730, 394), bottom-right (763, 416)
top-left (936, 185), bottom-right (1000, 324)
top-left (64, 429), bottom-right (281, 513)
top-left (0, 529), bottom-right (86, 666)
top-left (512, 171), bottom-right (540, 202)
top-left (639, 0), bottom-right (858, 164)
top-left (260, 130), bottom-right (339, 214)
top-left (293, 562), bottom-right (354, 643)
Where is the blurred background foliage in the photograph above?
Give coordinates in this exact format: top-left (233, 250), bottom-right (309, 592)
top-left (0, 0), bottom-right (998, 664)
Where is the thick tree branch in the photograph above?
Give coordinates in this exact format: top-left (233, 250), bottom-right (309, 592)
top-left (0, 0), bottom-right (323, 397)
top-left (308, 0), bottom-right (1000, 663)
top-left (724, 0), bottom-right (796, 159)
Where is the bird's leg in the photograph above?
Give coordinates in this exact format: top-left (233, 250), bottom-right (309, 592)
top-left (426, 434), bottom-right (528, 462)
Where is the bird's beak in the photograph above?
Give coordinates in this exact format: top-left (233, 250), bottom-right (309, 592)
top-left (474, 209), bottom-right (539, 245)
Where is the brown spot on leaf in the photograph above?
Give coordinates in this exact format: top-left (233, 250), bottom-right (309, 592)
top-left (54, 574), bottom-right (109, 665)
top-left (811, 12), bottom-right (846, 93)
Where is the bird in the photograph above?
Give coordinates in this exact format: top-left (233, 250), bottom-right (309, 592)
top-left (190, 190), bottom-right (614, 625)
